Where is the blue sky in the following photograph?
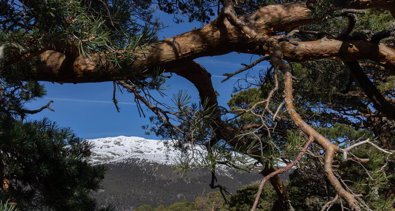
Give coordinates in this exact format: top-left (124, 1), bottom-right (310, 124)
top-left (26, 11), bottom-right (266, 139)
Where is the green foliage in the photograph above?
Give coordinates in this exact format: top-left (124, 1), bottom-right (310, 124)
top-left (287, 156), bottom-right (337, 211)
top-left (378, 76), bottom-right (395, 93)
top-left (156, 0), bottom-right (299, 23)
top-left (1, 0), bottom-right (158, 82)
top-left (133, 204), bottom-right (155, 211)
top-left (157, 0), bottom-right (217, 23)
top-left (0, 80), bottom-right (45, 118)
top-left (0, 117), bottom-right (106, 211)
top-left (135, 201), bottom-right (196, 211)
top-left (135, 183), bottom-right (278, 211)
top-left (194, 191), bottom-right (227, 211)
top-left (338, 145), bottom-right (395, 210)
top-left (0, 201), bottom-right (17, 211)
top-left (284, 130), bottom-right (306, 157)
top-left (318, 123), bottom-right (372, 141)
top-left (303, 6), bottom-right (394, 39)
top-left (354, 10), bottom-right (394, 32)
top-left (1, 59), bottom-right (106, 210)
top-left (228, 183), bottom-right (276, 211)
top-left (32, 0), bottom-right (111, 54)
top-left (224, 9), bottom-right (395, 210)
top-left (286, 143), bottom-right (395, 211)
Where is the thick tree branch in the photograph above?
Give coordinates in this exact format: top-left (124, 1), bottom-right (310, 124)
top-left (18, 37), bottom-right (395, 83)
top-left (7, 2), bottom-right (395, 83)
top-left (8, 3), bottom-right (312, 82)
top-left (280, 39), bottom-right (395, 71)
top-left (269, 41), bottom-right (362, 210)
top-left (345, 61), bottom-right (395, 119)
top-left (283, 65), bottom-right (361, 211)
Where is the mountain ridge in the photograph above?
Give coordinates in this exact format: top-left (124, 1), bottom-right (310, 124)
top-left (87, 136), bottom-right (263, 210)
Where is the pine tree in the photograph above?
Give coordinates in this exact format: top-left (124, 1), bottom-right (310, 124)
top-left (2, 1), bottom-right (395, 210)
top-left (1, 65), bottom-right (106, 211)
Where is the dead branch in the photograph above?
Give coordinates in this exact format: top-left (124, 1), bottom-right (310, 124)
top-left (19, 100), bottom-right (53, 114)
top-left (272, 101), bottom-right (284, 121)
top-left (222, 56), bottom-right (269, 82)
top-left (112, 81), bottom-right (120, 112)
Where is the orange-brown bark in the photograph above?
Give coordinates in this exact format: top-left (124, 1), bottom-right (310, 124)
top-left (282, 57), bottom-right (361, 211)
top-left (281, 39), bottom-right (395, 69)
top-left (10, 2), bottom-right (394, 83)
top-left (262, 40), bottom-right (362, 210)
top-left (2, 178), bottom-right (10, 192)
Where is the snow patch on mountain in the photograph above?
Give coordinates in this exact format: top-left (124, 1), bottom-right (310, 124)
top-left (87, 136), bottom-right (285, 175)
top-left (87, 136), bottom-right (205, 165)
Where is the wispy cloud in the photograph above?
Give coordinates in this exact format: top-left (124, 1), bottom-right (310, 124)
top-left (211, 74), bottom-right (257, 82)
top-left (45, 97), bottom-right (136, 105)
top-left (211, 75), bottom-right (229, 79)
top-left (198, 58), bottom-right (267, 69)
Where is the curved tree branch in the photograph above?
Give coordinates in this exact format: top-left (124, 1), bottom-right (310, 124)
top-left (345, 61), bottom-right (395, 119)
top-left (269, 41), bottom-right (361, 211)
top-left (5, 2), bottom-right (395, 83)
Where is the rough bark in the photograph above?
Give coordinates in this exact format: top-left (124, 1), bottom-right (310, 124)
top-left (282, 57), bottom-right (361, 211)
top-left (265, 41), bottom-right (361, 210)
top-left (11, 2), bottom-right (395, 83)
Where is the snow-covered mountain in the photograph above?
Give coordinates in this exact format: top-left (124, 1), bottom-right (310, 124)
top-left (88, 136), bottom-right (177, 165)
top-left (87, 136), bottom-right (207, 166)
top-left (88, 136), bottom-right (262, 210)
top-left (86, 136), bottom-right (288, 210)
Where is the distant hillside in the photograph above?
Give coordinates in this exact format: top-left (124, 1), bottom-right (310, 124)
top-left (87, 136), bottom-right (263, 210)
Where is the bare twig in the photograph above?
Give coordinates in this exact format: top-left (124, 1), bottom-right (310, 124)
top-left (272, 101), bottom-right (284, 121)
top-left (264, 69), bottom-right (279, 116)
top-left (119, 80), bottom-right (182, 133)
top-left (222, 56), bottom-right (269, 82)
top-left (20, 100), bottom-right (54, 114)
top-left (251, 136), bottom-right (314, 211)
top-left (342, 138), bottom-right (394, 160)
top-left (321, 195), bottom-right (339, 211)
top-left (112, 81), bottom-right (120, 112)
top-left (334, 9), bottom-right (367, 16)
